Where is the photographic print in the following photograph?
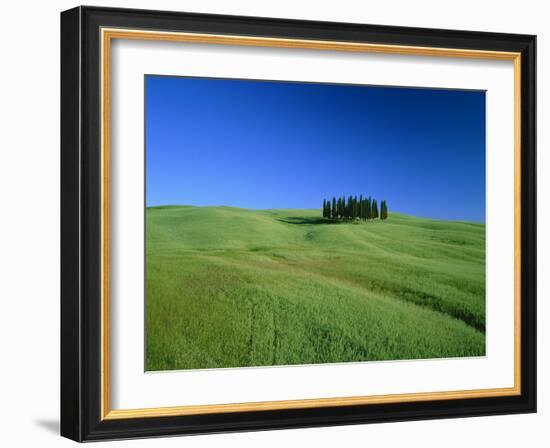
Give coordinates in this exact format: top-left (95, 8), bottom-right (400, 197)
top-left (144, 75), bottom-right (486, 372)
top-left (61, 9), bottom-right (536, 440)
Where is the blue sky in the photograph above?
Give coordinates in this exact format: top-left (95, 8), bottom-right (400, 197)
top-left (145, 75), bottom-right (486, 222)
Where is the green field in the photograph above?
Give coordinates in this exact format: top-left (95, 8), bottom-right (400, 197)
top-left (145, 206), bottom-right (485, 371)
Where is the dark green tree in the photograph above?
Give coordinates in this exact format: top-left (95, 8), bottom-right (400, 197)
top-left (366, 197), bottom-right (371, 220)
top-left (372, 199), bottom-right (379, 219)
top-left (345, 196), bottom-right (349, 218)
top-left (341, 196), bottom-right (346, 219)
top-left (332, 197), bottom-right (337, 219)
top-left (381, 200), bottom-right (388, 220)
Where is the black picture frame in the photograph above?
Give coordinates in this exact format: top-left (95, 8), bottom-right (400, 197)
top-left (61, 5), bottom-right (536, 442)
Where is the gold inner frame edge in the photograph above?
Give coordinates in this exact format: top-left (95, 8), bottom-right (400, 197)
top-left (100, 27), bottom-right (522, 421)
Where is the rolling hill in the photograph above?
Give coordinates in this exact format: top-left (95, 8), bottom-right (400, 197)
top-left (145, 206), bottom-right (486, 371)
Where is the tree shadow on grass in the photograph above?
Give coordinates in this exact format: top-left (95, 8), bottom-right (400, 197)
top-left (277, 217), bottom-right (344, 225)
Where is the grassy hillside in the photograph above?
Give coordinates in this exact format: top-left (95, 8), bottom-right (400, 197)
top-left (146, 206), bottom-right (485, 371)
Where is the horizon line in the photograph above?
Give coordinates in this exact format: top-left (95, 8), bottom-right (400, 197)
top-left (145, 204), bottom-right (485, 225)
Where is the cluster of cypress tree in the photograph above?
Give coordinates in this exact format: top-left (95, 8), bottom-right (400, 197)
top-left (322, 195), bottom-right (388, 221)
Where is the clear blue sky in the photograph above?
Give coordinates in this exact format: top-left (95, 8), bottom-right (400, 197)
top-left (145, 75), bottom-right (486, 222)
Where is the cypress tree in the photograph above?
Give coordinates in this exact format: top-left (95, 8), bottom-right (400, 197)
top-left (381, 200), bottom-right (388, 220)
top-left (372, 199), bottom-right (379, 219)
top-left (366, 197), bottom-right (371, 220)
top-left (359, 195), bottom-right (364, 220)
top-left (347, 195), bottom-right (353, 219)
top-left (343, 195), bottom-right (346, 218)
top-left (323, 199), bottom-right (327, 218)
top-left (342, 196), bottom-right (347, 219)
top-left (332, 197), bottom-right (337, 219)
top-left (327, 200), bottom-right (331, 219)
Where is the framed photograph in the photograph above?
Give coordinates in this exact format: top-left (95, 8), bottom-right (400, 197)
top-left (61, 6), bottom-right (536, 442)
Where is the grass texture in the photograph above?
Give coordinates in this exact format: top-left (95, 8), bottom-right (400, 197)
top-left (145, 206), bottom-right (485, 371)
